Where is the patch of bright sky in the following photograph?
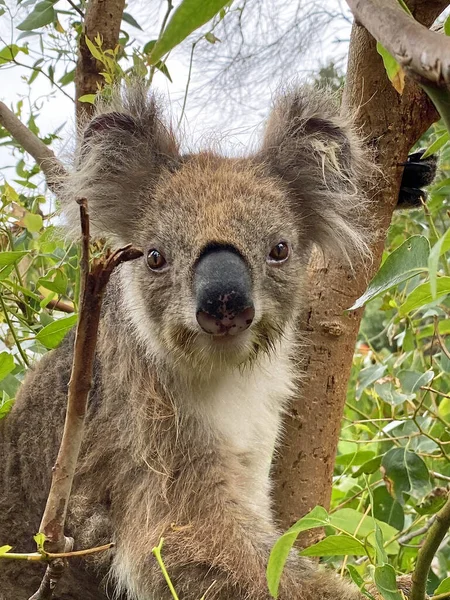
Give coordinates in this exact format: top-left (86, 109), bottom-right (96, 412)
top-left (0, 0), bottom-right (353, 173)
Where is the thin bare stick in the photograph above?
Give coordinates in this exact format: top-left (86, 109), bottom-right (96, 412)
top-left (410, 492), bottom-right (450, 600)
top-left (29, 198), bottom-right (143, 600)
top-left (0, 102), bottom-right (67, 191)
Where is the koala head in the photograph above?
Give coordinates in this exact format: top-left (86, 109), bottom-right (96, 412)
top-left (62, 86), bottom-right (369, 372)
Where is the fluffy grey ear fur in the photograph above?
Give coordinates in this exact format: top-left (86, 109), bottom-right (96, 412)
top-left (260, 87), bottom-right (373, 260)
top-left (60, 85), bottom-right (179, 243)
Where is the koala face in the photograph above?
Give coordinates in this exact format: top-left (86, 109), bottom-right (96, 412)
top-left (120, 155), bottom-right (307, 369)
top-left (62, 85), bottom-right (369, 371)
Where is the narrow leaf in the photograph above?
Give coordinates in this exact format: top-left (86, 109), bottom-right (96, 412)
top-left (350, 236), bottom-right (429, 310)
top-left (374, 565), bottom-right (402, 600)
top-left (428, 229), bottom-right (450, 299)
top-left (422, 131), bottom-right (449, 159)
top-left (299, 535), bottom-right (367, 557)
top-left (267, 506), bottom-right (329, 598)
top-left (0, 251), bottom-right (28, 266)
top-left (399, 277), bottom-right (450, 316)
top-left (149, 0), bottom-right (231, 64)
top-left (17, 1), bottom-right (56, 31)
top-left (35, 314), bottom-right (77, 349)
top-left (0, 352), bottom-right (14, 382)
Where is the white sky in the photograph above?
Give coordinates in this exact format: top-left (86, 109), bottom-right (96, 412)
top-left (0, 0), bottom-right (353, 171)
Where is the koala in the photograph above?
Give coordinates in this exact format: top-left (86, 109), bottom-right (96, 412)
top-left (0, 85), bottom-right (429, 600)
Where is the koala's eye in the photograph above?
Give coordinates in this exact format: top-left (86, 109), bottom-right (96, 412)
top-left (147, 249), bottom-right (167, 271)
top-left (268, 242), bottom-right (290, 264)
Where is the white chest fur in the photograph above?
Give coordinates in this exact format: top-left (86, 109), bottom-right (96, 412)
top-left (190, 339), bottom-right (295, 515)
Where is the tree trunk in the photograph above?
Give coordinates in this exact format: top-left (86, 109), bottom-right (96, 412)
top-left (272, 0), bottom-right (445, 541)
top-left (75, 0), bottom-right (126, 122)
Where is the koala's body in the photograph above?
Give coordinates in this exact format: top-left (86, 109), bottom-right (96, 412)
top-left (0, 86), bottom-right (420, 600)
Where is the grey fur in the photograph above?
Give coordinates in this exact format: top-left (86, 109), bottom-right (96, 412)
top-left (0, 85), bottom-right (374, 600)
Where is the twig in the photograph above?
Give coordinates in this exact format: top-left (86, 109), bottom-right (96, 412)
top-left (421, 387), bottom-right (450, 399)
top-left (0, 102), bottom-right (67, 191)
top-left (66, 0), bottom-right (84, 18)
top-left (410, 492), bottom-right (450, 600)
top-left (149, 0), bottom-right (173, 84)
top-left (0, 542), bottom-right (114, 561)
top-left (398, 518), bottom-right (435, 545)
top-left (0, 293), bottom-right (30, 367)
top-left (30, 198), bottom-right (143, 600)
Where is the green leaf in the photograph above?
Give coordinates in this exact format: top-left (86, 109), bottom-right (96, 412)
top-left (372, 485), bottom-right (404, 531)
top-left (17, 1), bottom-right (56, 30)
top-left (356, 364), bottom-right (387, 400)
top-left (0, 545), bottom-right (12, 556)
top-left (428, 229), bottom-right (450, 299)
top-left (143, 39), bottom-right (156, 55)
top-left (58, 68), bottom-right (75, 85)
top-left (78, 94), bottom-right (96, 104)
top-left (374, 564), bottom-right (402, 600)
top-left (352, 455), bottom-right (383, 478)
top-left (422, 131), bottom-right (449, 159)
top-left (350, 236), bottom-right (429, 310)
top-left (23, 212), bottom-right (43, 233)
top-left (376, 43), bottom-right (404, 94)
top-left (399, 277), bottom-right (450, 316)
top-left (0, 44), bottom-right (20, 65)
top-left (38, 268), bottom-right (67, 295)
top-left (35, 314), bottom-right (77, 349)
top-left (84, 36), bottom-right (102, 60)
top-left (0, 250), bottom-right (28, 266)
top-left (335, 450), bottom-right (375, 467)
top-left (122, 11), bottom-right (143, 30)
top-left (0, 352), bottom-right (15, 382)
top-left (415, 488), bottom-right (448, 516)
top-left (300, 534), bottom-right (367, 557)
top-left (330, 508), bottom-right (399, 554)
top-left (374, 381), bottom-right (411, 406)
top-left (435, 577), bottom-right (450, 595)
top-left (33, 532), bottom-right (47, 552)
top-left (149, 0), bottom-right (231, 64)
top-left (444, 14), bottom-right (450, 36)
top-left (347, 566), bottom-right (377, 600)
top-left (397, 370), bottom-right (434, 393)
top-left (0, 397), bottom-right (14, 419)
top-left (267, 506), bottom-right (329, 598)
top-left (381, 448), bottom-right (431, 504)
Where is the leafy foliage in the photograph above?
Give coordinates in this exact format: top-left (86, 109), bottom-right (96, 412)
top-left (0, 2), bottom-right (449, 599)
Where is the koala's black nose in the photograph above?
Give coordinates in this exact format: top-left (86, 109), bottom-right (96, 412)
top-left (194, 248), bottom-right (255, 336)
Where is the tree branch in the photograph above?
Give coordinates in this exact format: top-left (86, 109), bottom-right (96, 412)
top-left (0, 102), bottom-right (67, 191)
top-left (411, 492), bottom-right (450, 600)
top-left (346, 0), bottom-right (450, 85)
top-left (30, 198), bottom-right (143, 600)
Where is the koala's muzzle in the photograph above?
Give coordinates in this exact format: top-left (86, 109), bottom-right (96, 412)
top-left (194, 248), bottom-right (255, 336)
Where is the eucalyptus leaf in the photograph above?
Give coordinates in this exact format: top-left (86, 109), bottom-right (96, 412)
top-left (17, 1), bottom-right (56, 31)
top-left (149, 0), bottom-right (231, 64)
top-left (350, 236), bottom-right (429, 310)
top-left (35, 314), bottom-right (77, 349)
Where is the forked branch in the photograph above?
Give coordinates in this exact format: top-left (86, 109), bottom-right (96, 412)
top-left (29, 198), bottom-right (142, 600)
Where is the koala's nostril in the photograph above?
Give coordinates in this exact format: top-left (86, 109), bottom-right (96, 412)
top-left (196, 305), bottom-right (255, 336)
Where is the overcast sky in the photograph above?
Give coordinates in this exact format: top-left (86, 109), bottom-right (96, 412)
top-left (0, 0), bottom-right (353, 170)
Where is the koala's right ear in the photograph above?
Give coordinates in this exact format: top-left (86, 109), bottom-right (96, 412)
top-left (259, 87), bottom-right (372, 261)
top-left (61, 88), bottom-right (179, 243)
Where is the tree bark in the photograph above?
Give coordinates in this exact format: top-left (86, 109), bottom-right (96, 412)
top-left (75, 0), bottom-right (126, 122)
top-left (272, 0), bottom-right (446, 540)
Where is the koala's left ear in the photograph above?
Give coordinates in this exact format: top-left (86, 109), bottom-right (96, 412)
top-left (259, 87), bottom-right (372, 260)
